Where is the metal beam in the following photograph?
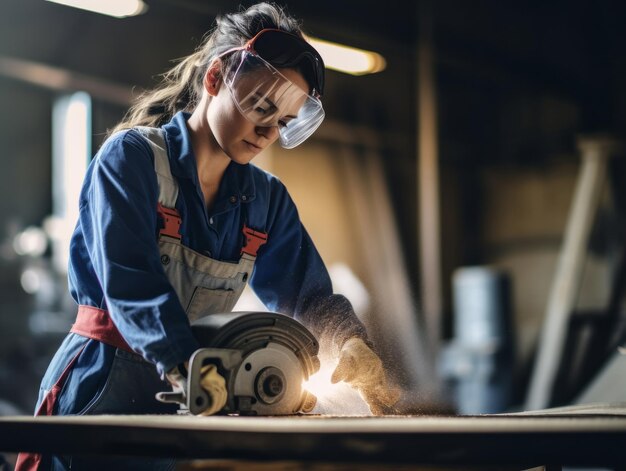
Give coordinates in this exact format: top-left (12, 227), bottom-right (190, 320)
top-left (0, 55), bottom-right (133, 105)
top-left (417, 0), bottom-right (442, 360)
top-left (526, 136), bottom-right (622, 410)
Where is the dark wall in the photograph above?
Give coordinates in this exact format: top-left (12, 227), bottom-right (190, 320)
top-left (429, 1), bottom-right (626, 328)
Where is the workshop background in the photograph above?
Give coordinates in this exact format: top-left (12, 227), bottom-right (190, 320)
top-left (0, 0), bottom-right (625, 418)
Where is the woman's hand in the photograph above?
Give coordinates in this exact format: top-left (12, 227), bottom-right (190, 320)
top-left (166, 362), bottom-right (228, 416)
top-left (196, 364), bottom-right (228, 416)
top-left (330, 337), bottom-right (400, 415)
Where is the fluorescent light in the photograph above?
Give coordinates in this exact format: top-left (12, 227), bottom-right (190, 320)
top-left (46, 0), bottom-right (148, 18)
top-left (306, 36), bottom-right (386, 76)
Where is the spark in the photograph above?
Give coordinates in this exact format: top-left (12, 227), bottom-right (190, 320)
top-left (302, 362), bottom-right (340, 402)
top-left (302, 360), bottom-right (372, 415)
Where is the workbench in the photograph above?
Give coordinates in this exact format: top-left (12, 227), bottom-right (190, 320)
top-left (1, 403), bottom-right (625, 470)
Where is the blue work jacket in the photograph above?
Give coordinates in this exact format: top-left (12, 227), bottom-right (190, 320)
top-left (63, 111), bottom-right (366, 380)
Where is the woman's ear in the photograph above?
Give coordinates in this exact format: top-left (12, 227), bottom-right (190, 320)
top-left (203, 59), bottom-right (222, 96)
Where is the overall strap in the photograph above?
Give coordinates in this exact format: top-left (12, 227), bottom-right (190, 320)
top-left (241, 204), bottom-right (267, 257)
top-left (135, 126), bottom-right (178, 207)
top-left (241, 224), bottom-right (268, 257)
top-left (135, 126), bottom-right (182, 240)
top-left (241, 204), bottom-right (267, 258)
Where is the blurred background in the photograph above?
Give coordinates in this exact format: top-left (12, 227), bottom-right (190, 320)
top-left (0, 0), bottom-right (625, 418)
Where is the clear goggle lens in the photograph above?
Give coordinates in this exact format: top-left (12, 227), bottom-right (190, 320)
top-left (223, 50), bottom-right (325, 149)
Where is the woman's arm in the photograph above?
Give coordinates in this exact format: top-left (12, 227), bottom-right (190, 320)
top-left (75, 130), bottom-right (199, 377)
top-left (249, 176), bottom-right (368, 355)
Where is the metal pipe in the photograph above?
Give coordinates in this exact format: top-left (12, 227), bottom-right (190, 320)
top-left (417, 0), bottom-right (442, 359)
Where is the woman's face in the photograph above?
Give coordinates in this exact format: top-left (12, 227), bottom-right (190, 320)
top-left (207, 67), bottom-right (309, 165)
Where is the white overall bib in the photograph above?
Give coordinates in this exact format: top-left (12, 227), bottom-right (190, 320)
top-left (136, 126), bottom-right (260, 321)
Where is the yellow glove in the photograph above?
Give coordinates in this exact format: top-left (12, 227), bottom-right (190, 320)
top-left (330, 337), bottom-right (400, 415)
top-left (166, 363), bottom-right (227, 416)
top-left (197, 364), bottom-right (227, 416)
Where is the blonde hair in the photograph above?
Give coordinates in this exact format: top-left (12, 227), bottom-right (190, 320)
top-left (110, 2), bottom-right (304, 135)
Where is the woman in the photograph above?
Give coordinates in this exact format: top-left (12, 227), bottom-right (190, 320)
top-left (17, 3), bottom-right (398, 470)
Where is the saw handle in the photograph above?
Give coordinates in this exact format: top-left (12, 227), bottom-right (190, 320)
top-left (155, 348), bottom-right (242, 415)
top-left (155, 391), bottom-right (186, 404)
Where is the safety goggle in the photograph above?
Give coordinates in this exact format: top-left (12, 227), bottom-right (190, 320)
top-left (219, 29), bottom-right (326, 149)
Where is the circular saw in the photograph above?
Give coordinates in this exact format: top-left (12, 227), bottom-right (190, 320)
top-left (157, 311), bottom-right (320, 416)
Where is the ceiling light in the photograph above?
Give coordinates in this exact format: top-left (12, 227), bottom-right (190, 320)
top-left (45, 0), bottom-right (148, 18)
top-left (305, 36), bottom-right (386, 76)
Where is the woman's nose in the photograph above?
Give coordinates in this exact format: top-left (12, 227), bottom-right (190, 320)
top-left (255, 125), bottom-right (279, 140)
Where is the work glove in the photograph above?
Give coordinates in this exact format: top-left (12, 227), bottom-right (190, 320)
top-left (166, 363), bottom-right (228, 416)
top-left (331, 337), bottom-right (400, 415)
